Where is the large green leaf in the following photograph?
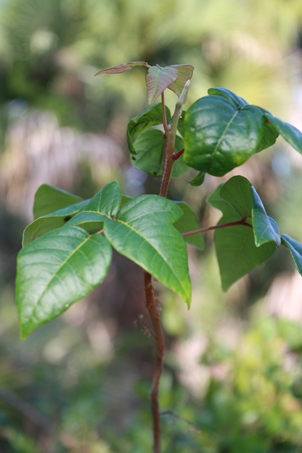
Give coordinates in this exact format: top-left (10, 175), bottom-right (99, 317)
top-left (208, 176), bottom-right (280, 290)
top-left (16, 226), bottom-right (112, 339)
top-left (103, 195), bottom-right (191, 305)
top-left (174, 202), bottom-right (205, 251)
top-left (130, 129), bottom-right (188, 177)
top-left (33, 184), bottom-right (83, 219)
top-left (183, 88), bottom-right (278, 176)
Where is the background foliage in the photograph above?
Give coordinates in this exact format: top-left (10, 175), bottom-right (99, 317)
top-left (1, 0), bottom-right (302, 451)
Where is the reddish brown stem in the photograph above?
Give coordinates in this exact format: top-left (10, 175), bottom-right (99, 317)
top-left (144, 271), bottom-right (165, 453)
top-left (182, 216), bottom-right (252, 237)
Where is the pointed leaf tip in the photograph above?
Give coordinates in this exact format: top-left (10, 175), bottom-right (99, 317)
top-left (95, 61), bottom-right (149, 76)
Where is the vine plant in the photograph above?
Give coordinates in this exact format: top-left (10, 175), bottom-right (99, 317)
top-left (15, 62), bottom-right (302, 453)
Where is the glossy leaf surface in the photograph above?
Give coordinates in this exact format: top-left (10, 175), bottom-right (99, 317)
top-left (104, 195), bottom-right (191, 304)
top-left (183, 88), bottom-right (278, 176)
top-left (16, 226), bottom-right (112, 338)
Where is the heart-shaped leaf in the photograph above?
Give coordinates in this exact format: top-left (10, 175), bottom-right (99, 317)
top-left (146, 66), bottom-right (178, 105)
top-left (208, 176), bottom-right (280, 290)
top-left (16, 226), bottom-right (112, 338)
top-left (183, 88), bottom-right (278, 176)
top-left (103, 195), bottom-right (191, 305)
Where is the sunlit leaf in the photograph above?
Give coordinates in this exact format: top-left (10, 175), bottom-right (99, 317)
top-left (16, 226), bottom-right (112, 338)
top-left (183, 88), bottom-right (278, 176)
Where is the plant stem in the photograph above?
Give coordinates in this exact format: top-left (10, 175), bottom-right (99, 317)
top-left (182, 217), bottom-right (252, 237)
top-left (144, 271), bottom-right (165, 453)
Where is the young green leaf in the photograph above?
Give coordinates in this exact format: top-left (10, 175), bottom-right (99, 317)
top-left (33, 184), bottom-right (83, 219)
top-left (130, 129), bottom-right (188, 177)
top-left (127, 103), bottom-right (171, 155)
top-left (103, 195), bottom-right (191, 305)
top-left (16, 226), bottom-right (112, 339)
top-left (94, 61), bottom-right (149, 76)
top-left (146, 66), bottom-right (178, 105)
top-left (81, 181), bottom-right (122, 218)
top-left (183, 88), bottom-right (278, 176)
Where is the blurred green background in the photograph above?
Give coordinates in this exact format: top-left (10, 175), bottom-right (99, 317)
top-left (1, 0), bottom-right (302, 451)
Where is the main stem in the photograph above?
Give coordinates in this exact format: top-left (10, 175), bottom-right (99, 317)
top-left (145, 91), bottom-right (185, 453)
top-left (144, 271), bottom-right (165, 453)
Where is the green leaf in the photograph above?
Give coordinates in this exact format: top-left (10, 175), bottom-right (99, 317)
top-left (130, 129), bottom-right (188, 177)
top-left (23, 200), bottom-right (89, 245)
top-left (23, 182), bottom-right (122, 244)
top-left (33, 184), bottom-right (83, 219)
top-left (168, 65), bottom-right (194, 97)
top-left (80, 181), bottom-right (122, 217)
top-left (146, 66), bottom-right (178, 105)
top-left (208, 176), bottom-right (280, 290)
top-left (264, 113), bottom-right (302, 154)
top-left (103, 195), bottom-right (191, 304)
top-left (174, 202), bottom-right (205, 251)
top-left (183, 87), bottom-right (278, 176)
top-left (281, 234), bottom-right (302, 274)
top-left (252, 188), bottom-right (281, 247)
top-left (94, 61), bottom-right (149, 76)
top-left (16, 226), bottom-right (112, 339)
top-left (127, 103), bottom-right (171, 155)
top-left (189, 171), bottom-right (205, 186)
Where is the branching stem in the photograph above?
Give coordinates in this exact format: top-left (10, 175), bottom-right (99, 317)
top-left (182, 216), bottom-right (252, 237)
